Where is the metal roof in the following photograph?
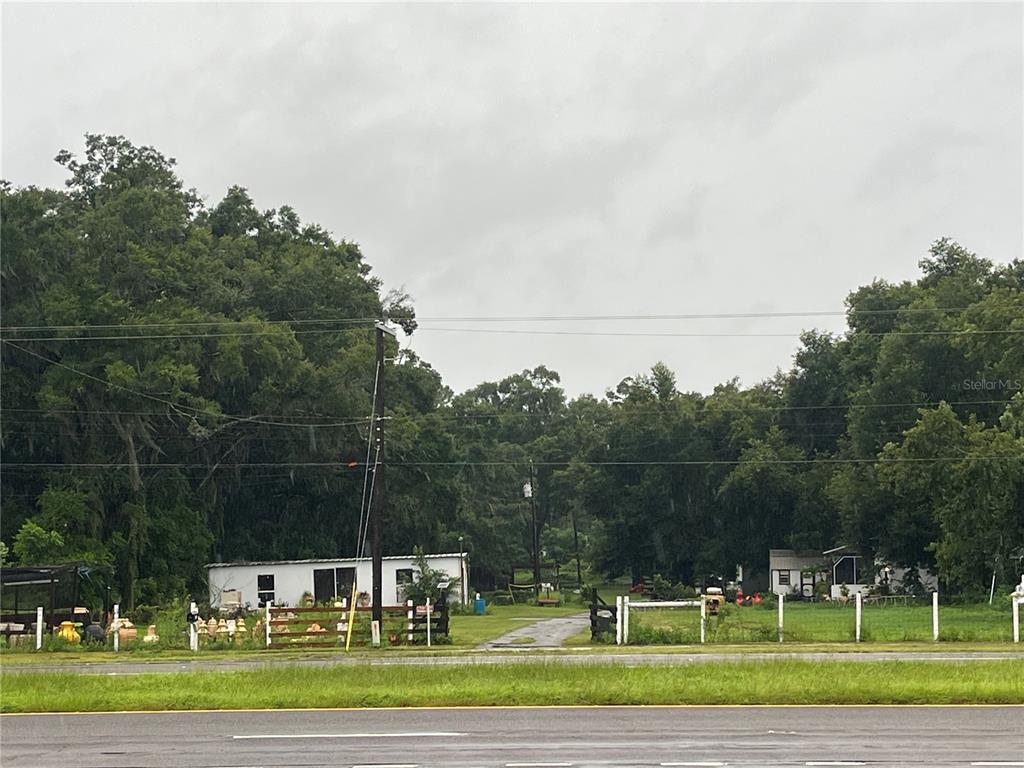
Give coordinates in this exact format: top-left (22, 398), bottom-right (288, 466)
top-left (205, 553), bottom-right (462, 569)
top-left (0, 563), bottom-right (109, 584)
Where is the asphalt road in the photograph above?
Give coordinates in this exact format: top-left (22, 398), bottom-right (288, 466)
top-left (4, 650), bottom-right (1022, 676)
top-left (2, 705), bottom-right (1021, 767)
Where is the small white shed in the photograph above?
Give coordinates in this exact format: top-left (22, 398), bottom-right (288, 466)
top-left (206, 553), bottom-right (466, 609)
top-left (768, 549), bottom-right (827, 597)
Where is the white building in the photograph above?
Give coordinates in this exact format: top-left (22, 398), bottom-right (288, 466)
top-left (206, 553), bottom-right (466, 609)
top-left (768, 549), bottom-right (827, 597)
top-left (769, 547), bottom-right (937, 598)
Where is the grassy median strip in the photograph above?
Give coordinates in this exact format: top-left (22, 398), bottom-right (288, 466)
top-left (1, 642), bottom-right (1021, 666)
top-left (2, 660), bottom-right (1022, 712)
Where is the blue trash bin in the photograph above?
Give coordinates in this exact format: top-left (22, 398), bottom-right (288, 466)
top-left (474, 595), bottom-right (486, 615)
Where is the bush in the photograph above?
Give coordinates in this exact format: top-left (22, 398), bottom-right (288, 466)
top-left (131, 604), bottom-right (158, 626)
top-left (400, 548), bottom-right (461, 605)
top-left (627, 624), bottom-right (700, 645)
top-left (650, 574), bottom-right (697, 601)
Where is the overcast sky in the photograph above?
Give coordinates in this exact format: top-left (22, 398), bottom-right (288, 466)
top-left (2, 2), bottom-right (1021, 398)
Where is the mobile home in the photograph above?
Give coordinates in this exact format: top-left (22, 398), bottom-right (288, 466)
top-left (206, 553), bottom-right (466, 609)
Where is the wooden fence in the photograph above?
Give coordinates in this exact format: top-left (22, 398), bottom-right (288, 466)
top-left (265, 600), bottom-right (449, 648)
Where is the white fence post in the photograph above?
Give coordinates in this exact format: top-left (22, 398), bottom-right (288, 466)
top-left (264, 602), bottom-right (271, 648)
top-left (618, 598), bottom-right (626, 647)
top-left (1013, 597), bottom-right (1020, 644)
top-left (35, 606), bottom-right (43, 651)
top-left (426, 598), bottom-right (432, 648)
top-left (615, 596), bottom-right (623, 646)
top-left (932, 591), bottom-right (939, 642)
top-left (407, 599), bottom-right (414, 644)
top-left (855, 591), bottom-right (862, 642)
top-left (113, 603), bottom-right (120, 652)
top-left (699, 596), bottom-right (706, 644)
top-left (188, 600), bottom-right (199, 653)
top-left (338, 597), bottom-right (348, 644)
top-left (778, 592), bottom-right (784, 643)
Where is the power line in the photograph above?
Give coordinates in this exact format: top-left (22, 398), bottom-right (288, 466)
top-left (0, 318), bottom-right (379, 333)
top-left (1, 327), bottom-right (376, 342)
top-left (0, 407), bottom-right (373, 422)
top-left (0, 428), bottom-right (370, 443)
top-left (416, 308), bottom-right (976, 322)
top-left (0, 305), bottom-right (980, 333)
top-left (416, 327), bottom-right (1024, 340)
top-left (1, 341), bottom-right (370, 429)
top-left (0, 413), bottom-right (371, 430)
top-left (4, 325), bottom-right (1021, 343)
top-left (3, 455), bottom-right (1022, 469)
top-left (354, 359), bottom-right (381, 561)
top-left (0, 398), bottom-right (1011, 422)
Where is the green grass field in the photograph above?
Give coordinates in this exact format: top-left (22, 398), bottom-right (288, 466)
top-left (626, 601), bottom-right (1016, 644)
top-left (2, 660), bottom-right (1021, 712)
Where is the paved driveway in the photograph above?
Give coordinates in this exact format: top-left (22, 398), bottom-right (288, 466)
top-left (476, 612), bottom-right (590, 649)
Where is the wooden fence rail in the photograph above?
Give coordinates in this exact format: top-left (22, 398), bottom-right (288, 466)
top-left (265, 600), bottom-right (449, 648)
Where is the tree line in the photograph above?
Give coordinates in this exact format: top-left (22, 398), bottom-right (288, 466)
top-left (2, 135), bottom-right (1022, 608)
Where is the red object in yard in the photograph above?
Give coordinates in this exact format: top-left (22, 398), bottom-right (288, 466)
top-left (753, 592), bottom-right (763, 605)
top-left (735, 589), bottom-right (744, 605)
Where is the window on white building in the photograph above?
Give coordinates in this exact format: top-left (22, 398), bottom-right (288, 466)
top-left (313, 567), bottom-right (357, 603)
top-left (257, 574), bottom-right (275, 606)
top-left (396, 568), bottom-right (414, 601)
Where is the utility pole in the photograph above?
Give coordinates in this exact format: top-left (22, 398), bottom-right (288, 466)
top-left (529, 460), bottom-right (541, 601)
top-left (458, 535), bottom-right (466, 606)
top-left (571, 505), bottom-right (583, 590)
top-left (371, 322), bottom-right (395, 630)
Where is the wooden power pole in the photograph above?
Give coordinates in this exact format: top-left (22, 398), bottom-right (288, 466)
top-left (371, 323), bottom-right (394, 631)
top-left (529, 460), bottom-right (541, 601)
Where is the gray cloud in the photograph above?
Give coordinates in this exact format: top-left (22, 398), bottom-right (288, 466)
top-left (3, 2), bottom-right (1020, 397)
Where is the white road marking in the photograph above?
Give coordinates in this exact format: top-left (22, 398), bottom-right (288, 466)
top-left (352, 764), bottom-right (418, 768)
top-left (660, 762), bottom-right (727, 767)
top-left (233, 731), bottom-right (462, 740)
top-left (505, 763), bottom-right (574, 767)
top-left (805, 763), bottom-right (865, 767)
top-left (970, 763), bottom-right (1024, 767)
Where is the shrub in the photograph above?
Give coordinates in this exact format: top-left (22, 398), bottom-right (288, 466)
top-left (400, 548), bottom-right (461, 604)
top-left (650, 574), bottom-right (697, 601)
